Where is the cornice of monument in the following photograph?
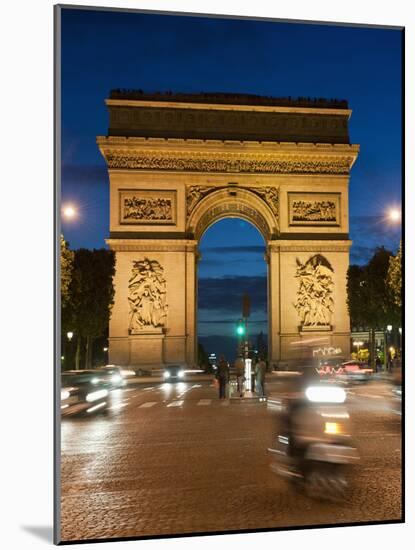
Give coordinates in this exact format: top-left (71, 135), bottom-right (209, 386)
top-left (268, 240), bottom-right (353, 252)
top-left (97, 136), bottom-right (359, 174)
top-left (97, 137), bottom-right (359, 175)
top-left (106, 238), bottom-right (198, 252)
top-left (108, 89), bottom-right (350, 111)
top-left (106, 98), bottom-right (352, 118)
top-left (97, 135), bottom-right (359, 152)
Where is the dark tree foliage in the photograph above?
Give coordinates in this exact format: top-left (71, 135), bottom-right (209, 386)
top-left (365, 247), bottom-right (400, 328)
top-left (61, 235), bottom-right (74, 334)
top-left (346, 264), bottom-right (366, 328)
top-left (347, 246), bottom-right (399, 368)
top-left (387, 241), bottom-right (402, 310)
top-left (68, 249), bottom-right (115, 369)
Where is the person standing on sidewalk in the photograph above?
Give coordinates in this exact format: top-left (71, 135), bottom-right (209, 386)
top-left (234, 355), bottom-right (245, 397)
top-left (255, 356), bottom-right (267, 401)
top-left (216, 355), bottom-right (229, 399)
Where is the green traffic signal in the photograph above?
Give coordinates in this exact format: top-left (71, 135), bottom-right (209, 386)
top-left (236, 324), bottom-right (245, 336)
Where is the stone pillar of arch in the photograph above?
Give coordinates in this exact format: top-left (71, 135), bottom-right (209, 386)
top-left (97, 91), bottom-right (359, 369)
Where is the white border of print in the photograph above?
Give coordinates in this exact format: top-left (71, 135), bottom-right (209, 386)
top-left (1, 1), bottom-right (412, 549)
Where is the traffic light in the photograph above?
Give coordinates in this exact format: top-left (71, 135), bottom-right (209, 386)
top-left (236, 319), bottom-right (245, 336)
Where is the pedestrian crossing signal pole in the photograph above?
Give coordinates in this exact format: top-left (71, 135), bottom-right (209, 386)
top-left (242, 294), bottom-right (252, 394)
top-left (242, 294), bottom-right (250, 360)
top-left (236, 318), bottom-right (245, 355)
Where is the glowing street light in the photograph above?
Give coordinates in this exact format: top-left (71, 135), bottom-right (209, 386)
top-left (67, 331), bottom-right (74, 341)
top-left (388, 208), bottom-right (401, 222)
top-left (353, 340), bottom-right (364, 353)
top-left (62, 205), bottom-right (77, 220)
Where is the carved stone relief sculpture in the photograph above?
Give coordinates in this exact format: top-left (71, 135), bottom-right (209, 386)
top-left (251, 186), bottom-right (279, 219)
top-left (124, 196), bottom-right (172, 221)
top-left (128, 258), bottom-right (168, 333)
top-left (106, 151), bottom-right (353, 175)
top-left (120, 190), bottom-right (176, 224)
top-left (186, 186), bottom-right (214, 215)
top-left (288, 193), bottom-right (340, 226)
top-left (294, 254), bottom-right (334, 329)
top-left (186, 184), bottom-right (279, 222)
top-left (292, 200), bottom-right (336, 222)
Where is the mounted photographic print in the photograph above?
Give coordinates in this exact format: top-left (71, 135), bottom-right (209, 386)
top-left (55, 4), bottom-right (403, 545)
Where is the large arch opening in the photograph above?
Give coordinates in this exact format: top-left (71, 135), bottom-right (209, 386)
top-left (197, 217), bottom-right (268, 368)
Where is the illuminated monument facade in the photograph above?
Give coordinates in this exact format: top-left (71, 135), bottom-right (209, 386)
top-left (98, 91), bottom-right (359, 368)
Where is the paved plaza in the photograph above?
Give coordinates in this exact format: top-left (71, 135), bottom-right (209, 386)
top-left (60, 377), bottom-right (402, 542)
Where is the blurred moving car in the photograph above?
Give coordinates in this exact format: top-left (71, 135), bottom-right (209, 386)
top-left (163, 365), bottom-right (185, 381)
top-left (96, 365), bottom-right (128, 389)
top-left (335, 360), bottom-right (373, 384)
top-left (316, 359), bottom-right (373, 384)
top-left (61, 370), bottom-right (110, 416)
top-left (318, 357), bottom-right (344, 371)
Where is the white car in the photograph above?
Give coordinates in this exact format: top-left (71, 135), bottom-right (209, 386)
top-left (96, 365), bottom-right (127, 388)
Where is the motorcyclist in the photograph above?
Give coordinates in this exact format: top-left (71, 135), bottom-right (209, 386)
top-left (278, 363), bottom-right (321, 459)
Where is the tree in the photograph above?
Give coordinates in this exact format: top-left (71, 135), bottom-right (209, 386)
top-left (347, 247), bottom-right (397, 369)
top-left (60, 235), bottom-right (75, 369)
top-left (387, 241), bottom-right (402, 310)
top-left (60, 235), bottom-right (74, 315)
top-left (346, 264), bottom-right (366, 328)
top-left (69, 249), bottom-right (115, 369)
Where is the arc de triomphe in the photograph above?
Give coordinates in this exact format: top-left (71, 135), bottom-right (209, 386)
top-left (97, 91), bottom-right (359, 368)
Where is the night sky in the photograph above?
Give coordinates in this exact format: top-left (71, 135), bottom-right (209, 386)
top-left (60, 7), bottom-right (402, 359)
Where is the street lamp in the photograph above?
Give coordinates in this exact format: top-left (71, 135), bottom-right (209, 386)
top-left (62, 204), bottom-right (77, 220)
top-left (388, 208), bottom-right (401, 223)
top-left (353, 340), bottom-right (364, 356)
top-left (385, 325), bottom-right (393, 371)
top-left (67, 331), bottom-right (74, 341)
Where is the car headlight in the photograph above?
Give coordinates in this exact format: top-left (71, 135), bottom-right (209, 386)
top-left (164, 371), bottom-right (170, 379)
top-left (61, 390), bottom-right (70, 401)
top-left (121, 369), bottom-right (135, 377)
top-left (111, 374), bottom-right (122, 384)
top-left (178, 370), bottom-right (184, 378)
top-left (86, 389), bottom-right (108, 402)
top-left (305, 386), bottom-right (346, 404)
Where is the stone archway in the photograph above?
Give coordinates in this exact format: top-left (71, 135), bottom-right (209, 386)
top-left (187, 186), bottom-right (277, 241)
top-left (98, 91), bottom-right (359, 368)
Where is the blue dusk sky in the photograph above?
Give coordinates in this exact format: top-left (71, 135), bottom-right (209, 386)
top-left (59, 7), bottom-right (402, 356)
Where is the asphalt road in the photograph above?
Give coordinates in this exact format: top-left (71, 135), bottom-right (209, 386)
top-left (60, 377), bottom-right (402, 542)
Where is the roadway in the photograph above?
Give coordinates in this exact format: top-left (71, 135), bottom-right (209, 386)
top-left (60, 376), bottom-right (402, 542)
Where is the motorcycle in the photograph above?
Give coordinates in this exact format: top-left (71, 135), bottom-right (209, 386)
top-left (268, 384), bottom-right (359, 501)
